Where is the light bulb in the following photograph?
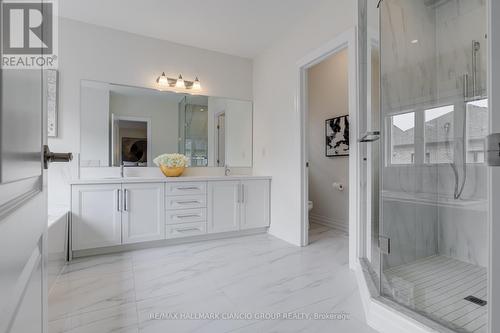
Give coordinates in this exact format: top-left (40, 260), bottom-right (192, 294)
top-left (175, 74), bottom-right (185, 88)
top-left (192, 77), bottom-right (201, 91)
top-left (156, 72), bottom-right (169, 88)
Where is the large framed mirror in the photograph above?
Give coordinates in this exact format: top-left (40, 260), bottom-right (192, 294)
top-left (79, 80), bottom-right (253, 170)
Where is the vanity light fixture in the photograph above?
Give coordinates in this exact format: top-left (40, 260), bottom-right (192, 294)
top-left (192, 77), bottom-right (202, 91)
top-left (156, 73), bottom-right (201, 91)
top-left (156, 72), bottom-right (169, 88)
top-left (175, 74), bottom-right (185, 88)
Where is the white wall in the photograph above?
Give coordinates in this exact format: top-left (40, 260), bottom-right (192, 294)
top-left (109, 92), bottom-right (180, 162)
top-left (80, 81), bottom-right (109, 167)
top-left (48, 18), bottom-right (253, 206)
top-left (307, 49), bottom-right (349, 232)
top-left (252, 0), bottom-right (355, 245)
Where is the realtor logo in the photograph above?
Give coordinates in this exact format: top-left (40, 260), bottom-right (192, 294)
top-left (1, 0), bottom-right (58, 69)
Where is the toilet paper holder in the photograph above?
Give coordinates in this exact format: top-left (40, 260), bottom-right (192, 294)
top-left (333, 182), bottom-right (344, 191)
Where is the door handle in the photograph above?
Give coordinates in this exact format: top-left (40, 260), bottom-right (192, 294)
top-left (43, 145), bottom-right (73, 169)
top-left (358, 131), bottom-right (380, 143)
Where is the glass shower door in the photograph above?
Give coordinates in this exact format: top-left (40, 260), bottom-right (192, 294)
top-left (379, 0), bottom-right (489, 332)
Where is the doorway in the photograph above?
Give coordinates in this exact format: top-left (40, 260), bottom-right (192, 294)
top-left (111, 115), bottom-right (152, 167)
top-left (298, 29), bottom-right (358, 256)
top-left (306, 49), bottom-right (350, 240)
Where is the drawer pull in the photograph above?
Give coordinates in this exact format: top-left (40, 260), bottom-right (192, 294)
top-left (177, 187), bottom-right (200, 190)
top-left (177, 214), bottom-right (201, 219)
top-left (176, 227), bottom-right (201, 232)
top-left (177, 200), bottom-right (201, 205)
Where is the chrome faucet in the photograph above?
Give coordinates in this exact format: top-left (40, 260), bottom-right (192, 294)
top-left (120, 163), bottom-right (125, 178)
top-left (224, 165), bottom-right (231, 176)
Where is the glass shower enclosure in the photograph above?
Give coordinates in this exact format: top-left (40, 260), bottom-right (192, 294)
top-left (367, 0), bottom-right (490, 332)
top-left (178, 95), bottom-right (209, 167)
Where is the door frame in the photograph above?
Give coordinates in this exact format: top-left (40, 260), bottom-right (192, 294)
top-left (297, 28), bottom-right (359, 267)
top-left (214, 111), bottom-right (226, 167)
top-left (488, 0), bottom-right (500, 332)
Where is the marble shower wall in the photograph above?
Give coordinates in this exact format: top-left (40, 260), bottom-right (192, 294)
top-left (435, 0), bottom-right (488, 101)
top-left (380, 0), bottom-right (437, 113)
top-left (380, 0), bottom-right (488, 268)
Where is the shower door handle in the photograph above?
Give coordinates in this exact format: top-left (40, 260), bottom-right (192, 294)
top-left (486, 133), bottom-right (500, 166)
top-left (358, 131), bottom-right (380, 143)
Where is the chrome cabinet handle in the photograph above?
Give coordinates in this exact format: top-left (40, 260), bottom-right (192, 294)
top-left (177, 214), bottom-right (201, 219)
top-left (117, 189), bottom-right (121, 211)
top-left (241, 184), bottom-right (245, 203)
top-left (358, 131), bottom-right (380, 143)
top-left (124, 189), bottom-right (128, 212)
top-left (177, 200), bottom-right (201, 205)
top-left (176, 227), bottom-right (200, 232)
top-left (177, 187), bottom-right (200, 190)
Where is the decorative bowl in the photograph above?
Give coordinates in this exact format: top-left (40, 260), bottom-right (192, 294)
top-left (159, 165), bottom-right (185, 177)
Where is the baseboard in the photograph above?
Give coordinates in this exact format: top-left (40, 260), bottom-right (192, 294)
top-left (71, 227), bottom-right (269, 259)
top-left (309, 213), bottom-right (348, 233)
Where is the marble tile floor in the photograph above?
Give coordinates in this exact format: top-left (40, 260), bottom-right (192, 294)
top-left (48, 224), bottom-right (378, 333)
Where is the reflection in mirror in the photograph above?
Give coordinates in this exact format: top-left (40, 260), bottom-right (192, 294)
top-left (80, 80), bottom-right (253, 169)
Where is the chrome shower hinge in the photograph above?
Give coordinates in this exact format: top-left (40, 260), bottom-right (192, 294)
top-left (379, 236), bottom-right (391, 255)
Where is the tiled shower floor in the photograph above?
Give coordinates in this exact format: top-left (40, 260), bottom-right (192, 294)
top-left (384, 256), bottom-right (487, 333)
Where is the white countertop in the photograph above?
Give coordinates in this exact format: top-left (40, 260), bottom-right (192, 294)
top-left (70, 175), bottom-right (272, 185)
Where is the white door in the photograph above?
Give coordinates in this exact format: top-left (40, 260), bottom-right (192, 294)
top-left (0, 24), bottom-right (72, 333)
top-left (122, 183), bottom-right (165, 244)
top-left (240, 180), bottom-right (270, 230)
top-left (71, 184), bottom-right (122, 250)
top-left (208, 181), bottom-right (240, 233)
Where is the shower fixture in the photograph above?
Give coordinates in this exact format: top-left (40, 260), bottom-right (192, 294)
top-left (451, 40), bottom-right (482, 200)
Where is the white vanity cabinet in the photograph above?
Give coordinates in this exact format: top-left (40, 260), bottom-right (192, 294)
top-left (71, 182), bottom-right (164, 250)
top-left (208, 181), bottom-right (240, 233)
top-left (70, 177), bottom-right (271, 257)
top-left (240, 180), bottom-right (271, 230)
top-left (122, 183), bottom-right (165, 244)
top-left (71, 184), bottom-right (122, 251)
top-left (208, 179), bottom-right (270, 233)
top-left (165, 182), bottom-right (208, 239)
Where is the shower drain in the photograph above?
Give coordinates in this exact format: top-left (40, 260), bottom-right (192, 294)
top-left (464, 296), bottom-right (487, 306)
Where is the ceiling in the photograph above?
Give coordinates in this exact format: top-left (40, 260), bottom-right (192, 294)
top-left (59, 0), bottom-right (318, 58)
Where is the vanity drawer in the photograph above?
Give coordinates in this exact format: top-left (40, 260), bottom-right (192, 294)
top-left (166, 208), bottom-right (207, 224)
top-left (166, 194), bottom-right (206, 210)
top-left (166, 182), bottom-right (206, 196)
top-left (166, 222), bottom-right (207, 238)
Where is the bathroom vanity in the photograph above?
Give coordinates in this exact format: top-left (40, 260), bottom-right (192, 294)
top-left (69, 175), bottom-right (270, 258)
top-left (72, 79), bottom-right (266, 258)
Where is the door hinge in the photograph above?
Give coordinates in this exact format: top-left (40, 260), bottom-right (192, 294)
top-left (379, 236), bottom-right (390, 255)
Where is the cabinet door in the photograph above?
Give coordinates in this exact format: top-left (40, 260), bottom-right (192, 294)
top-left (208, 181), bottom-right (240, 233)
top-left (72, 184), bottom-right (122, 251)
top-left (240, 180), bottom-right (270, 230)
top-left (122, 183), bottom-right (165, 244)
